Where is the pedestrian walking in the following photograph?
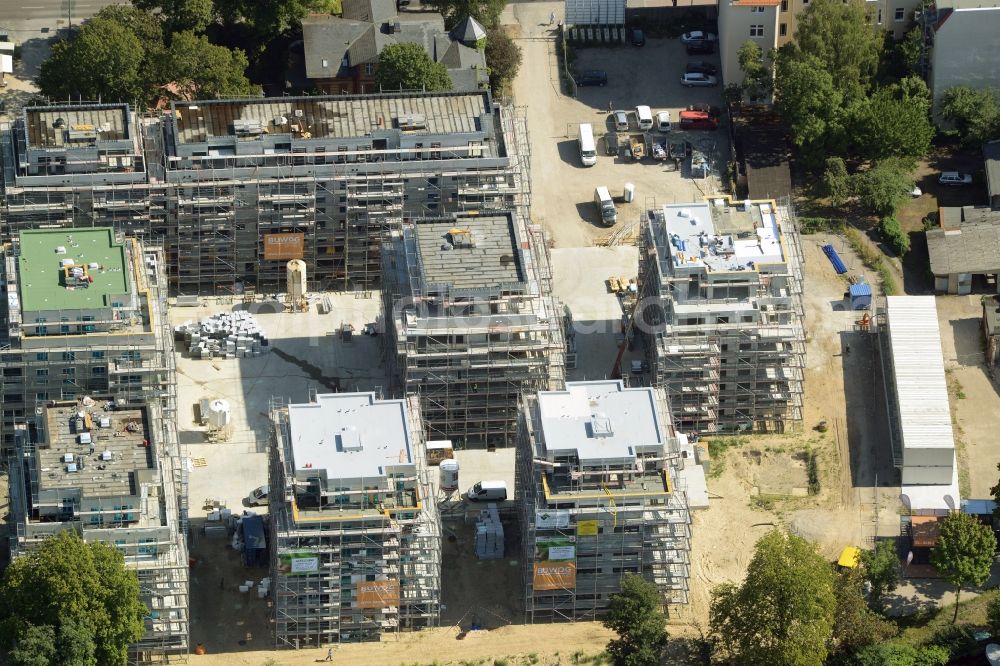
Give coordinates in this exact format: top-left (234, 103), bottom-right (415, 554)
top-left (325, 648), bottom-right (334, 661)
top-left (549, 12), bottom-right (555, 24)
top-left (607, 100), bottom-right (613, 113)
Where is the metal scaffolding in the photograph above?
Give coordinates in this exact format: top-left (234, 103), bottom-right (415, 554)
top-left (515, 383), bottom-right (692, 623)
top-left (637, 196), bottom-right (806, 434)
top-left (267, 394), bottom-right (441, 648)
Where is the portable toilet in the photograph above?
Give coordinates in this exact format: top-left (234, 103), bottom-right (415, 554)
top-left (849, 282), bottom-right (872, 310)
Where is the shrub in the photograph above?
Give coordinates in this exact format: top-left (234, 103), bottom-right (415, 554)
top-left (878, 215), bottom-right (910, 255)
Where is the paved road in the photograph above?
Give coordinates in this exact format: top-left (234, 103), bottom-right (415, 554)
top-left (0, 0), bottom-right (123, 27)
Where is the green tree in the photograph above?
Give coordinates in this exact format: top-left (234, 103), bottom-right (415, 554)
top-left (823, 157), bottom-right (851, 206)
top-left (851, 640), bottom-right (949, 666)
top-left (774, 49), bottom-right (845, 165)
top-left (94, 5), bottom-right (165, 45)
top-left (794, 0), bottom-right (882, 100)
top-left (830, 568), bottom-right (897, 659)
top-left (424, 0), bottom-right (507, 30)
top-left (0, 531), bottom-right (145, 666)
top-left (375, 42), bottom-right (452, 92)
top-left (930, 511), bottom-right (997, 622)
top-left (134, 0), bottom-right (215, 33)
top-left (38, 17), bottom-right (147, 102)
top-left (737, 40), bottom-right (772, 101)
top-left (849, 78), bottom-right (934, 161)
top-left (895, 27), bottom-right (924, 76)
top-left (157, 31), bottom-right (259, 99)
top-left (878, 216), bottom-right (910, 255)
top-left (216, 0), bottom-right (340, 40)
top-left (939, 86), bottom-right (1000, 146)
top-left (860, 540), bottom-right (901, 606)
top-left (9, 624), bottom-right (56, 666)
top-left (851, 158), bottom-right (916, 217)
top-left (602, 575), bottom-right (668, 666)
top-left (484, 27), bottom-right (522, 96)
top-left (710, 530), bottom-right (836, 666)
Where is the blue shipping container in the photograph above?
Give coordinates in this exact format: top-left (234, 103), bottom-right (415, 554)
top-left (849, 282), bottom-right (872, 310)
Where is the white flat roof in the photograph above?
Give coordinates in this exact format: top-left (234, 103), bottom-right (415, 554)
top-left (287, 392), bottom-right (413, 480)
top-left (537, 380), bottom-right (666, 464)
top-left (886, 296), bottom-right (955, 452)
top-left (659, 200), bottom-right (784, 273)
top-left (902, 455), bottom-right (961, 515)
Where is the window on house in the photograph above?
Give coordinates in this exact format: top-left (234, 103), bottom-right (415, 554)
top-left (36, 369), bottom-right (48, 378)
top-left (780, 22), bottom-right (787, 35)
top-left (750, 24), bottom-right (765, 37)
top-left (894, 7), bottom-right (905, 20)
top-left (92, 351), bottom-right (105, 359)
top-left (364, 63), bottom-right (375, 75)
top-left (781, 0), bottom-right (788, 9)
top-left (62, 351), bottom-right (75, 362)
top-left (750, 6), bottom-right (765, 12)
top-left (36, 352), bottom-right (49, 361)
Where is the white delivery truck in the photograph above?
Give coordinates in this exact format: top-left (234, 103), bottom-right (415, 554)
top-left (578, 123), bottom-right (597, 166)
top-left (594, 186), bottom-right (617, 226)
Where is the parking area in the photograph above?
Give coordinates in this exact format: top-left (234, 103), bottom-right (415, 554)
top-left (511, 1), bottom-right (729, 248)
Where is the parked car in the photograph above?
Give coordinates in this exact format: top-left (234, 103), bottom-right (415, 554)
top-left (577, 70), bottom-right (608, 86)
top-left (681, 72), bottom-right (718, 87)
top-left (656, 111), bottom-right (672, 132)
top-left (688, 102), bottom-right (721, 117)
top-left (686, 60), bottom-right (718, 75)
top-left (612, 110), bottom-right (629, 131)
top-left (680, 31), bottom-right (717, 44)
top-left (938, 171), bottom-right (973, 185)
top-left (244, 485), bottom-right (269, 507)
top-left (685, 40), bottom-right (716, 55)
top-left (631, 28), bottom-right (645, 46)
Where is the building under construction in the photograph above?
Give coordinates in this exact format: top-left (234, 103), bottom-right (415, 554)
top-left (636, 197), bottom-right (805, 434)
top-left (268, 392), bottom-right (440, 648)
top-left (381, 211), bottom-right (565, 448)
top-left (515, 380), bottom-right (693, 622)
top-left (7, 400), bottom-right (189, 663)
top-left (0, 92), bottom-right (530, 295)
top-left (0, 228), bottom-right (175, 454)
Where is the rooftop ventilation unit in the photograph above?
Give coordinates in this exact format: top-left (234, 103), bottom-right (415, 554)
top-left (396, 114), bottom-right (426, 131)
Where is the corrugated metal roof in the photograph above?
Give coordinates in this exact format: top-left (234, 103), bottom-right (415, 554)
top-left (886, 296), bottom-right (955, 452)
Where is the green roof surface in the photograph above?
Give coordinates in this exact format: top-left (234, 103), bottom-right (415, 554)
top-left (18, 228), bottom-right (130, 313)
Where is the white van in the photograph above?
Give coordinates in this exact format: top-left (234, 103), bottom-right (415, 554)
top-left (466, 480), bottom-right (508, 502)
top-left (578, 123), bottom-right (597, 166)
top-left (244, 485), bottom-right (269, 506)
top-left (635, 105), bottom-right (654, 130)
top-left (594, 186), bottom-right (617, 227)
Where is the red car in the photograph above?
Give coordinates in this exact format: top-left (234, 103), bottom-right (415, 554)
top-left (678, 110), bottom-right (718, 130)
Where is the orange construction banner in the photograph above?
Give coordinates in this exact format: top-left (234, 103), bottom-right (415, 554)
top-left (533, 561), bottom-right (577, 591)
top-left (263, 233), bottom-right (305, 260)
top-left (357, 579), bottom-right (400, 609)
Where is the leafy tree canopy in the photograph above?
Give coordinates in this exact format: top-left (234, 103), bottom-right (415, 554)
top-left (794, 0), bottom-right (882, 100)
top-left (830, 567), bottom-right (897, 660)
top-left (710, 530), bottom-right (836, 666)
top-left (849, 77), bottom-right (934, 162)
top-left (850, 640), bottom-right (949, 666)
top-left (930, 511), bottom-right (997, 622)
top-left (737, 40), bottom-right (772, 101)
top-left (774, 48), bottom-right (846, 164)
top-left (485, 27), bottom-right (521, 96)
top-left (424, 0), bottom-right (507, 30)
top-left (851, 157), bottom-right (917, 217)
top-left (157, 31), bottom-right (260, 99)
top-left (860, 540), bottom-right (901, 606)
top-left (375, 42), bottom-right (452, 92)
top-left (0, 531), bottom-right (145, 666)
top-left (940, 86), bottom-right (1000, 147)
top-left (602, 575), bottom-right (668, 666)
top-left (38, 17), bottom-right (147, 102)
top-left (133, 0), bottom-right (215, 33)
top-left (215, 0), bottom-right (340, 39)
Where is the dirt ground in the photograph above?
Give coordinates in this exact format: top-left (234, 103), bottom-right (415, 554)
top-left (190, 623), bottom-right (615, 665)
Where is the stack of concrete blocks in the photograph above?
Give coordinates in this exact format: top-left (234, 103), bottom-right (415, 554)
top-left (257, 577), bottom-right (271, 599)
top-left (175, 310), bottom-right (270, 359)
top-left (474, 503), bottom-right (504, 560)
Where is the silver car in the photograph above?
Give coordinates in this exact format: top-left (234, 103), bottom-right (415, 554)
top-left (612, 110), bottom-right (629, 132)
top-left (681, 72), bottom-right (718, 87)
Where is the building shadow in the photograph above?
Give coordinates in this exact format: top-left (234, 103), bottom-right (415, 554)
top-left (840, 329), bottom-right (898, 488)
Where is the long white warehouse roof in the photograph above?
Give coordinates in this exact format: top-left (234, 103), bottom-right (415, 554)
top-left (886, 296), bottom-right (955, 452)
